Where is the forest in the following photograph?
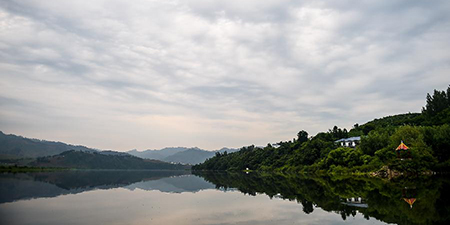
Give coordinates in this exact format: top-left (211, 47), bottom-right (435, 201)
top-left (192, 86), bottom-right (450, 174)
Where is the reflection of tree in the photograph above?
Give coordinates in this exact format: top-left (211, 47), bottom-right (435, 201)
top-left (301, 199), bottom-right (314, 214)
top-left (193, 171), bottom-right (448, 225)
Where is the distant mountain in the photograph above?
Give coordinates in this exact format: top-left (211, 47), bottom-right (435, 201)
top-left (0, 131), bottom-right (239, 165)
top-left (29, 150), bottom-right (190, 170)
top-left (98, 150), bottom-right (131, 156)
top-left (127, 147), bottom-right (191, 160)
top-left (128, 147), bottom-right (240, 165)
top-left (163, 149), bottom-right (216, 165)
top-left (0, 131), bottom-right (97, 158)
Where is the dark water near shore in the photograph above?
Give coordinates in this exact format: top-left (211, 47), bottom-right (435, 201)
top-left (0, 171), bottom-right (449, 225)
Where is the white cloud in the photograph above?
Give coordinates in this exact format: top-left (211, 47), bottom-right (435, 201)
top-left (0, 0), bottom-right (449, 150)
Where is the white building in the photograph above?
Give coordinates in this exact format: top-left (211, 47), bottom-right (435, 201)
top-left (335, 137), bottom-right (361, 148)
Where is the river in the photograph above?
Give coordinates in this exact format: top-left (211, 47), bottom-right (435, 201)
top-left (0, 170), bottom-right (448, 225)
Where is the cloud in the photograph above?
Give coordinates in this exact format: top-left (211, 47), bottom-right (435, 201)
top-left (0, 0), bottom-right (449, 150)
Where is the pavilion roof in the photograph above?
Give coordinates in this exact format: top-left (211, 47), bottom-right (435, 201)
top-left (396, 141), bottom-right (409, 151)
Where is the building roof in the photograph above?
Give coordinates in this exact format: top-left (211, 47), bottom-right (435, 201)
top-left (335, 136), bottom-right (361, 142)
top-left (396, 141), bottom-right (409, 150)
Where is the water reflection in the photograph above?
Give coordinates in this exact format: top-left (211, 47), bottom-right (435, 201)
top-left (0, 170), bottom-right (215, 203)
top-left (0, 171), bottom-right (449, 225)
top-left (193, 172), bottom-right (450, 225)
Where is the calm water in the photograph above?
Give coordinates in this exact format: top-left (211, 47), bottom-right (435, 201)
top-left (0, 171), bottom-right (449, 225)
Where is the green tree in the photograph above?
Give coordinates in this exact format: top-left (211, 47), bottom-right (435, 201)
top-left (390, 126), bottom-right (437, 171)
top-left (360, 130), bottom-right (390, 156)
top-left (297, 130), bottom-right (309, 144)
top-left (422, 86), bottom-right (449, 117)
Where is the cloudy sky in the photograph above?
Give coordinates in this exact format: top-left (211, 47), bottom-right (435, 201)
top-left (0, 0), bottom-right (449, 151)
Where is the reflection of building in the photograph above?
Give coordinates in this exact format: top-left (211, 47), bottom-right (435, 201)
top-left (402, 187), bottom-right (417, 209)
top-left (273, 193), bottom-right (283, 199)
top-left (272, 143), bottom-right (281, 148)
top-left (341, 197), bottom-right (368, 208)
top-left (403, 198), bottom-right (416, 209)
top-left (335, 137), bottom-right (361, 148)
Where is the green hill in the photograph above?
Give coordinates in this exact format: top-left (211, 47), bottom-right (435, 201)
top-left (0, 131), bottom-right (97, 158)
top-left (353, 113), bottom-right (423, 135)
top-left (193, 86), bottom-right (450, 174)
top-left (30, 150), bottom-right (190, 170)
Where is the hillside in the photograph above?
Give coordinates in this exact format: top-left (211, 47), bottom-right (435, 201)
top-left (351, 113), bottom-right (423, 135)
top-left (0, 131), bottom-right (97, 158)
top-left (193, 86), bottom-right (450, 173)
top-left (30, 150), bottom-right (190, 170)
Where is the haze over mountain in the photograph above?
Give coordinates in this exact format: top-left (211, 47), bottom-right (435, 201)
top-left (127, 147), bottom-right (239, 165)
top-left (127, 147), bottom-right (193, 161)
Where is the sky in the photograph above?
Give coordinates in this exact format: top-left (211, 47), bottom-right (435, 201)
top-left (0, 0), bottom-right (449, 151)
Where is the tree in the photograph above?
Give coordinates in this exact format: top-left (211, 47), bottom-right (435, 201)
top-left (389, 126), bottom-right (437, 171)
top-left (329, 126), bottom-right (348, 140)
top-left (360, 130), bottom-right (390, 156)
top-left (422, 87), bottom-right (449, 117)
top-left (297, 130), bottom-right (308, 144)
top-left (421, 125), bottom-right (450, 163)
top-left (325, 147), bottom-right (363, 168)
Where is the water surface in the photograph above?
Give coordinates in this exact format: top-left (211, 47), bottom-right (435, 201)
top-left (0, 171), bottom-right (448, 225)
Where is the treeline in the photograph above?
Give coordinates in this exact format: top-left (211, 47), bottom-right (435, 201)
top-left (193, 86), bottom-right (450, 173)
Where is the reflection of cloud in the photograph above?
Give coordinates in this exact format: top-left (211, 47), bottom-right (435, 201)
top-left (0, 188), bottom-right (386, 225)
top-left (0, 0), bottom-right (449, 150)
top-left (125, 175), bottom-right (216, 193)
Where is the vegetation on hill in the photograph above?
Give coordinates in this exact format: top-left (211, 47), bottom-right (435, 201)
top-left (193, 86), bottom-right (450, 174)
top-left (0, 132), bottom-right (97, 158)
top-left (30, 150), bottom-right (190, 170)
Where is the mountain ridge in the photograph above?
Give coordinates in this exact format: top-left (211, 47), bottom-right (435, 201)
top-left (0, 131), bottom-right (239, 165)
top-left (0, 131), bottom-right (98, 158)
top-left (30, 150), bottom-right (190, 170)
